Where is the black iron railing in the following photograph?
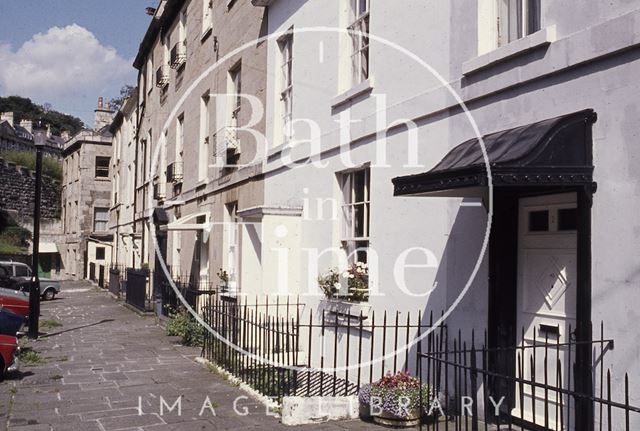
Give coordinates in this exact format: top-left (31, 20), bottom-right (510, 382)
top-left (154, 272), bottom-right (219, 316)
top-left (125, 268), bottom-right (149, 312)
top-left (200, 295), bottom-right (442, 402)
top-left (417, 322), bottom-right (640, 430)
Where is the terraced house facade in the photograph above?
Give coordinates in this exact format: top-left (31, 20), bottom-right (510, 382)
top-left (110, 0), bottom-right (267, 297)
top-left (109, 0), bottom-right (640, 428)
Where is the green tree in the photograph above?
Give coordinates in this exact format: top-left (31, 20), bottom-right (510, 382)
top-left (0, 96), bottom-right (85, 135)
top-left (109, 84), bottom-right (136, 112)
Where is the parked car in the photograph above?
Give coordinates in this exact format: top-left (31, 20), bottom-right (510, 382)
top-left (0, 334), bottom-right (19, 379)
top-left (0, 266), bottom-right (29, 318)
top-left (0, 261), bottom-right (61, 300)
top-left (0, 307), bottom-right (25, 336)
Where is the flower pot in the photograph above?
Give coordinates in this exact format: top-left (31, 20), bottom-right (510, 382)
top-left (359, 403), bottom-right (372, 419)
top-left (372, 408), bottom-right (421, 427)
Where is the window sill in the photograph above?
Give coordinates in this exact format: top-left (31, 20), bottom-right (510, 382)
top-left (330, 77), bottom-right (375, 109)
top-left (462, 25), bottom-right (557, 76)
top-left (201, 26), bottom-right (213, 42)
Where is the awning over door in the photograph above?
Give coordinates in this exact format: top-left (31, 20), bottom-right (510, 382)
top-left (393, 109), bottom-right (597, 197)
top-left (39, 242), bottom-right (58, 253)
top-left (159, 211), bottom-right (212, 232)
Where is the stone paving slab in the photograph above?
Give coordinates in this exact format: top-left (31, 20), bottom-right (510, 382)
top-left (0, 281), bottom-right (385, 430)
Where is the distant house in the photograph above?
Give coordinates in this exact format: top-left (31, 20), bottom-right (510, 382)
top-left (60, 98), bottom-right (114, 284)
top-left (0, 112), bottom-right (64, 159)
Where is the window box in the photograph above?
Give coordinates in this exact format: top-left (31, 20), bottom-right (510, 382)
top-left (320, 298), bottom-right (371, 325)
top-left (155, 65), bottom-right (170, 88)
top-left (170, 42), bottom-right (187, 69)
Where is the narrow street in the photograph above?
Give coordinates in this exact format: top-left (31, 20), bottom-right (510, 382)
top-left (0, 282), bottom-right (372, 431)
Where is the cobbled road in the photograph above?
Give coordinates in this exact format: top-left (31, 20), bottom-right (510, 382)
top-left (0, 281), bottom-right (376, 431)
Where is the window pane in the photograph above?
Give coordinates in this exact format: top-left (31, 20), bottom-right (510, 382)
top-left (15, 266), bottom-right (28, 276)
top-left (342, 205), bottom-right (353, 238)
top-left (357, 0), bottom-right (368, 16)
top-left (353, 170), bottom-right (366, 203)
top-left (355, 240), bottom-right (369, 264)
top-left (527, 0), bottom-right (541, 34)
top-left (508, 0), bottom-right (523, 42)
top-left (341, 174), bottom-right (351, 203)
top-left (558, 208), bottom-right (577, 231)
top-left (354, 203), bottom-right (365, 237)
top-left (361, 46), bottom-right (369, 81)
top-left (528, 210), bottom-right (549, 232)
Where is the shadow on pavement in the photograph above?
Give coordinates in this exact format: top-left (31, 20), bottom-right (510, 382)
top-left (39, 319), bottom-right (115, 338)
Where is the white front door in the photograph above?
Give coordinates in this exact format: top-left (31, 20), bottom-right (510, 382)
top-left (514, 192), bottom-right (578, 430)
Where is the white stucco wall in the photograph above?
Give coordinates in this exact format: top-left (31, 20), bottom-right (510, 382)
top-left (259, 0), bottom-right (640, 419)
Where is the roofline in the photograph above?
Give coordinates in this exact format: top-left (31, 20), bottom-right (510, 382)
top-left (109, 91), bottom-right (138, 134)
top-left (133, 0), bottom-right (184, 70)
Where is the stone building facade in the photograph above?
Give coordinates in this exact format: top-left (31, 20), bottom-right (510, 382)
top-left (109, 93), bottom-right (140, 268)
top-left (61, 100), bottom-right (114, 282)
top-left (111, 0), bottom-right (267, 293)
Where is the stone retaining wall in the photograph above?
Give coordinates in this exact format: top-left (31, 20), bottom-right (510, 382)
top-left (0, 157), bottom-right (61, 219)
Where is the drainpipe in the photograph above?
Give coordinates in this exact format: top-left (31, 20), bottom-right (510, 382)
top-left (133, 72), bottom-right (144, 270)
top-left (574, 183), bottom-right (594, 430)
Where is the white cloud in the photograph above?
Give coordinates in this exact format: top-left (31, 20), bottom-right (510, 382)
top-left (0, 24), bottom-right (134, 122)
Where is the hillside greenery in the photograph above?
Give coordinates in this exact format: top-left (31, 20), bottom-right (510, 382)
top-left (0, 150), bottom-right (62, 181)
top-left (0, 95), bottom-right (85, 135)
top-left (0, 210), bottom-right (30, 255)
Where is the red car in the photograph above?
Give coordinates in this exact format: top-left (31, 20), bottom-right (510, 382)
top-left (0, 266), bottom-right (29, 318)
top-left (0, 334), bottom-right (19, 378)
top-left (0, 287), bottom-right (29, 319)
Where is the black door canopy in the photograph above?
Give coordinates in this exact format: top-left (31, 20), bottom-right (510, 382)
top-left (393, 109), bottom-right (597, 197)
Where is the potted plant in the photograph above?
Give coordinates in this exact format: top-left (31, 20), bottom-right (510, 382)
top-left (216, 268), bottom-right (229, 291)
top-left (317, 268), bottom-right (341, 298)
top-left (358, 371), bottom-right (432, 427)
top-left (317, 262), bottom-right (369, 302)
top-left (343, 261), bottom-right (368, 302)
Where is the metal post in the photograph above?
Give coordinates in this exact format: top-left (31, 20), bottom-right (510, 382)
top-left (28, 145), bottom-right (43, 339)
top-left (575, 184), bottom-right (594, 430)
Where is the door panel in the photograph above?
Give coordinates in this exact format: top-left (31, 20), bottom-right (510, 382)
top-left (514, 193), bottom-right (577, 430)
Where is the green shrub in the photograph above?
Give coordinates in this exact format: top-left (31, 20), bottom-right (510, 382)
top-left (0, 150), bottom-right (62, 180)
top-left (165, 306), bottom-right (204, 347)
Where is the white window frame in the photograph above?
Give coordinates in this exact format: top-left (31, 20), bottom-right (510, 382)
top-left (224, 202), bottom-right (240, 292)
top-left (176, 114), bottom-right (184, 166)
top-left (228, 63), bottom-right (242, 125)
top-left (498, 0), bottom-right (541, 46)
top-left (93, 207), bottom-right (109, 232)
top-left (146, 56), bottom-right (153, 94)
top-left (340, 167), bottom-right (370, 263)
top-left (202, 0), bottom-right (213, 38)
top-left (199, 92), bottom-right (210, 181)
top-left (278, 31), bottom-right (294, 145)
top-left (348, 0), bottom-right (370, 86)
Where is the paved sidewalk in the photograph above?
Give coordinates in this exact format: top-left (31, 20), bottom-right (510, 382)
top-left (0, 281), bottom-right (375, 431)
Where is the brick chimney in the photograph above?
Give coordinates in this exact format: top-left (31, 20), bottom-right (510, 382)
top-left (0, 112), bottom-right (14, 125)
top-left (20, 119), bottom-right (33, 133)
top-left (93, 96), bottom-right (114, 131)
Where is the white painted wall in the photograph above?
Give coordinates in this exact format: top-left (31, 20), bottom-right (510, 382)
top-left (259, 0), bottom-right (640, 419)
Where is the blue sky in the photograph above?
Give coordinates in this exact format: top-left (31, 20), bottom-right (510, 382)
top-left (0, 0), bottom-right (153, 126)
